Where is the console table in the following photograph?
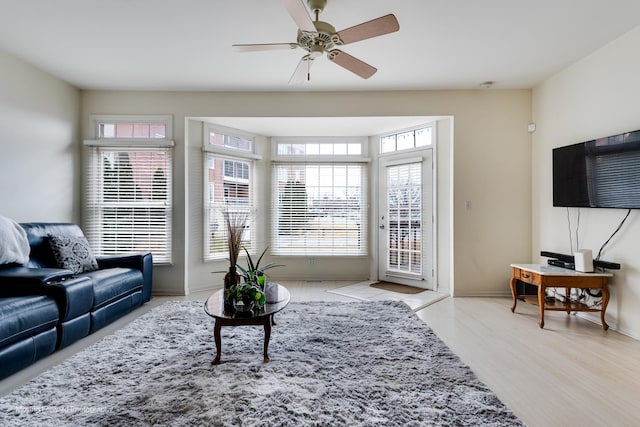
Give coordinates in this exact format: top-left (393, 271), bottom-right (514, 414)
top-left (510, 264), bottom-right (612, 330)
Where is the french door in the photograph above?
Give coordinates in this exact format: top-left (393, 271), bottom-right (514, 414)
top-left (378, 150), bottom-right (434, 289)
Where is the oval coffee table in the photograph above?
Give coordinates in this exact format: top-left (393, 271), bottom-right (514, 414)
top-left (204, 282), bottom-right (290, 364)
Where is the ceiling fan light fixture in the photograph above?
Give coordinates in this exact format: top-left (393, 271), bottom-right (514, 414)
top-left (309, 43), bottom-right (324, 58)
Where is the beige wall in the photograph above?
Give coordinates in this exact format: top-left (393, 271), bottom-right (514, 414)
top-left (532, 26), bottom-right (640, 338)
top-left (0, 50), bottom-right (80, 222)
top-left (81, 89), bottom-right (532, 297)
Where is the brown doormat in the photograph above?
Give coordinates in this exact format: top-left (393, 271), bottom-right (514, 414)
top-left (370, 282), bottom-right (427, 294)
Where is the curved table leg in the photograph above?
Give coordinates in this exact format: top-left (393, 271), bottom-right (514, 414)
top-left (212, 319), bottom-right (222, 365)
top-left (263, 316), bottom-right (272, 363)
top-left (601, 284), bottom-right (610, 331)
top-left (538, 285), bottom-right (546, 328)
top-left (510, 277), bottom-right (518, 313)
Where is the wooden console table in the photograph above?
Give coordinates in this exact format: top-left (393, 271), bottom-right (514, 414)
top-left (510, 264), bottom-right (612, 330)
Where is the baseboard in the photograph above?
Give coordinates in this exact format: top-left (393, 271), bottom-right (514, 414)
top-left (151, 289), bottom-right (186, 297)
top-left (574, 312), bottom-right (640, 341)
top-left (451, 291), bottom-right (513, 298)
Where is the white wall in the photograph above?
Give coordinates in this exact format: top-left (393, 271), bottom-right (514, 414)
top-left (532, 26), bottom-right (640, 338)
top-left (81, 89), bottom-right (532, 297)
top-left (0, 50), bottom-right (80, 222)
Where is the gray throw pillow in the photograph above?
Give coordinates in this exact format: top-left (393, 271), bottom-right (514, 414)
top-left (48, 234), bottom-right (99, 274)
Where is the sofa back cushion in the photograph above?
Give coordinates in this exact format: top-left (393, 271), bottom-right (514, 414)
top-left (20, 223), bottom-right (86, 269)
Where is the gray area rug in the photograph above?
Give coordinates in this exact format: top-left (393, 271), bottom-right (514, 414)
top-left (0, 300), bottom-right (524, 426)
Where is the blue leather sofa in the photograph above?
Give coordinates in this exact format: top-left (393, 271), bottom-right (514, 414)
top-left (0, 295), bottom-right (59, 380)
top-left (0, 222), bottom-right (152, 380)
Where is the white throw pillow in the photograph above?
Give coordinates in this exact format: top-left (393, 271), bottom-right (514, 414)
top-left (0, 215), bottom-right (30, 265)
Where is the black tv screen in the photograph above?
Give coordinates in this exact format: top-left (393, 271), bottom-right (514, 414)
top-left (553, 129), bottom-right (640, 208)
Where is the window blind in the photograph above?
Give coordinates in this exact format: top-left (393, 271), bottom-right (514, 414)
top-left (85, 147), bottom-right (173, 263)
top-left (204, 153), bottom-right (254, 261)
top-left (271, 163), bottom-right (368, 256)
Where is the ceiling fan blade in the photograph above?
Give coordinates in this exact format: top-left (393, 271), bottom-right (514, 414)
top-left (232, 43), bottom-right (298, 52)
top-left (336, 14), bottom-right (399, 45)
top-left (282, 0), bottom-right (316, 33)
top-left (289, 55), bottom-right (315, 84)
top-left (327, 50), bottom-right (377, 79)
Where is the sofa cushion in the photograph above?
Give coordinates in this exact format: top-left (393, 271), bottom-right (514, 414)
top-left (81, 268), bottom-right (143, 309)
top-left (0, 295), bottom-right (59, 348)
top-left (0, 215), bottom-right (30, 265)
top-left (20, 223), bottom-right (86, 269)
top-left (48, 235), bottom-right (99, 274)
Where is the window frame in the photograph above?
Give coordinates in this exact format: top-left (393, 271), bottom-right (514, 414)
top-left (203, 125), bottom-right (258, 262)
top-left (271, 137), bottom-right (369, 257)
top-left (273, 136), bottom-right (370, 163)
top-left (90, 114), bottom-right (173, 143)
top-left (84, 115), bottom-right (174, 265)
top-left (379, 123), bottom-right (435, 155)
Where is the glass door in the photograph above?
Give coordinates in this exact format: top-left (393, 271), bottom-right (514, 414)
top-left (378, 151), bottom-right (433, 289)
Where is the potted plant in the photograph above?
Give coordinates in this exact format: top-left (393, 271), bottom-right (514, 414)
top-left (236, 246), bottom-right (283, 289)
top-left (227, 281), bottom-right (266, 313)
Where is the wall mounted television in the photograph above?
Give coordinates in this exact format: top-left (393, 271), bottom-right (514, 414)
top-left (553, 128), bottom-right (640, 208)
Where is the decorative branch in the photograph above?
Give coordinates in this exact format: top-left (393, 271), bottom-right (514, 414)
top-left (222, 207), bottom-right (250, 267)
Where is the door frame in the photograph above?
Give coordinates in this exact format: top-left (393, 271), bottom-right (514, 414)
top-left (376, 147), bottom-right (435, 289)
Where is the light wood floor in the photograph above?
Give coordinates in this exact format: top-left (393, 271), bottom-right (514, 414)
top-left (418, 296), bottom-right (640, 427)
top-left (3, 281), bottom-right (640, 427)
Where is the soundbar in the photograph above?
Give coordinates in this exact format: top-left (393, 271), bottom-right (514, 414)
top-left (540, 251), bottom-right (620, 270)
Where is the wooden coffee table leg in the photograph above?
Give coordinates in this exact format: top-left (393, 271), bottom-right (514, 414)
top-left (212, 319), bottom-right (222, 365)
top-left (263, 316), bottom-right (272, 363)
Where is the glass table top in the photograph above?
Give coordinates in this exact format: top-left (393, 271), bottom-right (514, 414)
top-left (204, 282), bottom-right (290, 320)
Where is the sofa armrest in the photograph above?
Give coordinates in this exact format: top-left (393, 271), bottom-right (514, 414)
top-left (96, 252), bottom-right (153, 303)
top-left (0, 268), bottom-right (93, 322)
top-left (44, 276), bottom-right (94, 321)
top-left (0, 267), bottom-right (73, 288)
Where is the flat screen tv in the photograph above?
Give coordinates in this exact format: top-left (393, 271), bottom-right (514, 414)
top-left (553, 129), bottom-right (640, 208)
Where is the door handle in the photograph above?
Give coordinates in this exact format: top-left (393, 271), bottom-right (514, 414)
top-left (379, 225), bottom-right (385, 229)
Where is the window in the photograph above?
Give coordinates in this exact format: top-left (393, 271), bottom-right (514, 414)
top-left (206, 125), bottom-right (253, 153)
top-left (204, 125), bottom-right (256, 261)
top-left (380, 125), bottom-right (433, 153)
top-left (85, 115), bottom-right (173, 264)
top-left (271, 139), bottom-right (368, 256)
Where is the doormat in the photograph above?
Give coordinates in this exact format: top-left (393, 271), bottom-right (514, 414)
top-left (370, 281), bottom-right (427, 294)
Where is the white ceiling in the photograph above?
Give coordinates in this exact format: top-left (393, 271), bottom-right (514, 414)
top-left (1, 0), bottom-right (640, 92)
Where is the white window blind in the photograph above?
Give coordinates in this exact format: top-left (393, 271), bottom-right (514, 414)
top-left (85, 147), bottom-right (173, 263)
top-left (271, 163), bottom-right (368, 256)
top-left (204, 154), bottom-right (254, 261)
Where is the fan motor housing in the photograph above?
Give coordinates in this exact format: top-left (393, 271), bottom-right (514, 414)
top-left (297, 20), bottom-right (340, 53)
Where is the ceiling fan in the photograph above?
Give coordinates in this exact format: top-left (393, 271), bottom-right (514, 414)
top-left (232, 0), bottom-right (399, 83)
